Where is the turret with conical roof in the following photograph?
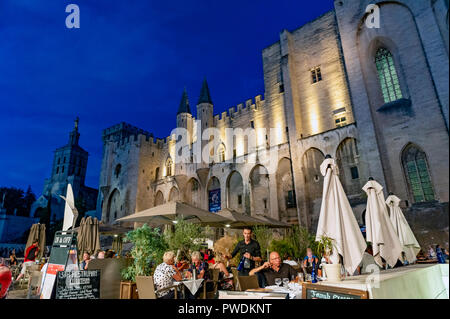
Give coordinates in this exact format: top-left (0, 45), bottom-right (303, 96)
top-left (176, 88), bottom-right (193, 142)
top-left (196, 79), bottom-right (214, 136)
top-left (177, 88), bottom-right (191, 115)
top-left (198, 78), bottom-right (213, 105)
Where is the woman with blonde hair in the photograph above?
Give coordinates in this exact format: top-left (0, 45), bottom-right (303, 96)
top-left (212, 252), bottom-right (234, 290)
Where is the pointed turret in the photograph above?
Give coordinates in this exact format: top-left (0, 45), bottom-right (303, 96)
top-left (177, 88), bottom-right (191, 115)
top-left (197, 79), bottom-right (213, 105)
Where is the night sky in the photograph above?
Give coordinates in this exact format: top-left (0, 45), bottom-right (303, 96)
top-left (0, 0), bottom-right (334, 196)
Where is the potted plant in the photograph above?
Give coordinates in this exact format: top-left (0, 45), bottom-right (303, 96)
top-left (120, 224), bottom-right (167, 299)
top-left (317, 235), bottom-right (341, 282)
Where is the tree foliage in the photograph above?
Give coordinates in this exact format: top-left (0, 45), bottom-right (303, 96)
top-left (121, 224), bottom-right (168, 282)
top-left (163, 218), bottom-right (211, 258)
top-left (0, 186), bottom-right (36, 217)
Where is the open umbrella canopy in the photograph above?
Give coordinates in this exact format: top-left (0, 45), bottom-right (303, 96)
top-left (216, 208), bottom-right (268, 228)
top-left (363, 180), bottom-right (403, 268)
top-left (77, 216), bottom-right (101, 258)
top-left (26, 223), bottom-right (46, 260)
top-left (73, 222), bottom-right (133, 235)
top-left (386, 194), bottom-right (421, 264)
top-left (315, 158), bottom-right (366, 275)
top-left (115, 201), bottom-right (232, 227)
top-left (253, 214), bottom-right (292, 228)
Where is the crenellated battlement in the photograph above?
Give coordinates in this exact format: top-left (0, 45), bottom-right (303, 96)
top-left (213, 94), bottom-right (265, 125)
top-left (102, 122), bottom-right (171, 150)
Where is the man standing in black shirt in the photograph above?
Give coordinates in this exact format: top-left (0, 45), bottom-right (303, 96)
top-left (227, 227), bottom-right (262, 276)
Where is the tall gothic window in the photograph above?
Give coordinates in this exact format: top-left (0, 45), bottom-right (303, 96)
top-left (166, 158), bottom-right (173, 177)
top-left (375, 48), bottom-right (403, 103)
top-left (218, 145), bottom-right (225, 162)
top-left (402, 145), bottom-right (435, 203)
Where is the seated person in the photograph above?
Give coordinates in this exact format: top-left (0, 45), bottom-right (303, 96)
top-left (283, 255), bottom-right (298, 267)
top-left (357, 245), bottom-right (383, 275)
top-left (80, 252), bottom-right (91, 270)
top-left (97, 251), bottom-right (105, 259)
top-left (211, 253), bottom-right (233, 290)
top-left (185, 251), bottom-right (212, 298)
top-left (176, 253), bottom-right (190, 271)
top-left (302, 248), bottom-right (319, 275)
top-left (249, 251), bottom-right (297, 287)
top-left (9, 251), bottom-right (18, 267)
top-left (153, 251), bottom-right (182, 299)
top-left (206, 249), bottom-right (215, 265)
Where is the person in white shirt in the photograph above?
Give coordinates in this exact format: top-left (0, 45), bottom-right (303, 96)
top-left (153, 251), bottom-right (182, 299)
top-left (282, 255), bottom-right (298, 267)
top-left (357, 245), bottom-right (383, 275)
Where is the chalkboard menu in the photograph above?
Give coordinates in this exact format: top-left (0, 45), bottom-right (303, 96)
top-left (56, 270), bottom-right (101, 299)
top-left (302, 282), bottom-right (368, 299)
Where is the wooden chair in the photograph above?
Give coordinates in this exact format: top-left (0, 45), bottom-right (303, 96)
top-left (135, 275), bottom-right (179, 299)
top-left (201, 268), bottom-right (220, 299)
top-left (231, 268), bottom-right (239, 290)
top-left (236, 275), bottom-right (259, 291)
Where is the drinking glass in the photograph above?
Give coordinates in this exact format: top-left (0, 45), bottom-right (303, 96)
top-left (282, 278), bottom-right (289, 288)
top-left (306, 274), bottom-right (312, 282)
top-left (274, 278), bottom-right (282, 287)
top-left (297, 273), bottom-right (304, 282)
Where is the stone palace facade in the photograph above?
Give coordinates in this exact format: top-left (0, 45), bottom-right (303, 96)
top-left (96, 0), bottom-right (449, 246)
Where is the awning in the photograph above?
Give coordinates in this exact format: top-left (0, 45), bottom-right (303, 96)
top-left (115, 201), bottom-right (232, 227)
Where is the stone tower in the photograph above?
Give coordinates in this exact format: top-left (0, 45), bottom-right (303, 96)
top-left (196, 79), bottom-right (214, 164)
top-left (176, 88), bottom-right (193, 142)
top-left (30, 118), bottom-right (98, 222)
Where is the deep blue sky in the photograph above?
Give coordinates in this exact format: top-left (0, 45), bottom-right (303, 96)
top-left (0, 0), bottom-right (334, 195)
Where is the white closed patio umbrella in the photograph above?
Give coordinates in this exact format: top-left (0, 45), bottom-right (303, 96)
top-left (315, 156), bottom-right (366, 275)
top-left (386, 193), bottom-right (421, 264)
top-left (363, 179), bottom-right (403, 268)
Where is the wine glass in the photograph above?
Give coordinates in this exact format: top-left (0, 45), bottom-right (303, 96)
top-left (274, 278), bottom-right (282, 287)
top-left (282, 278), bottom-right (289, 288)
top-left (297, 273), bottom-right (304, 282)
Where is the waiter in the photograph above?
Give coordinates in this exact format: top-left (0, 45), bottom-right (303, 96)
top-left (228, 227), bottom-right (262, 276)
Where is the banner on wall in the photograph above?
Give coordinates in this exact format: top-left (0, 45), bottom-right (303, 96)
top-left (208, 189), bottom-right (221, 213)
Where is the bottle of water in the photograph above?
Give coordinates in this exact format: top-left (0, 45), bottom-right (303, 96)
top-left (311, 260), bottom-right (317, 283)
top-left (237, 257), bottom-right (245, 272)
top-left (244, 256), bottom-right (251, 269)
top-left (436, 247), bottom-right (446, 264)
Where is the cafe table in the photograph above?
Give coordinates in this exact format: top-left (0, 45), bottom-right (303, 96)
top-left (218, 290), bottom-right (289, 299)
top-left (260, 282), bottom-right (303, 299)
top-left (176, 279), bottom-right (204, 296)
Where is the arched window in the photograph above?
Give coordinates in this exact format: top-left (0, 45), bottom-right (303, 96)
top-left (218, 145), bottom-right (225, 162)
top-left (375, 48), bottom-right (403, 103)
top-left (166, 158), bottom-right (173, 177)
top-left (114, 164), bottom-right (122, 179)
top-left (402, 145), bottom-right (435, 203)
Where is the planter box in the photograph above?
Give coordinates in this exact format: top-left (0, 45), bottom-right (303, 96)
top-left (120, 281), bottom-right (139, 299)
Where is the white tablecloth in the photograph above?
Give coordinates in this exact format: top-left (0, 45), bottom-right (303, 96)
top-left (178, 279), bottom-right (204, 295)
top-left (264, 283), bottom-right (302, 299)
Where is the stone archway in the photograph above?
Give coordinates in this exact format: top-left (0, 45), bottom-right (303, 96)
top-left (227, 171), bottom-right (244, 213)
top-left (250, 165), bottom-right (270, 216)
top-left (106, 189), bottom-right (121, 223)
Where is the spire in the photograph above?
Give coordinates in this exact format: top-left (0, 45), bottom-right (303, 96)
top-left (69, 117), bottom-right (80, 146)
top-left (74, 117), bottom-right (79, 131)
top-left (177, 88), bottom-right (191, 115)
top-left (197, 78), bottom-right (213, 105)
